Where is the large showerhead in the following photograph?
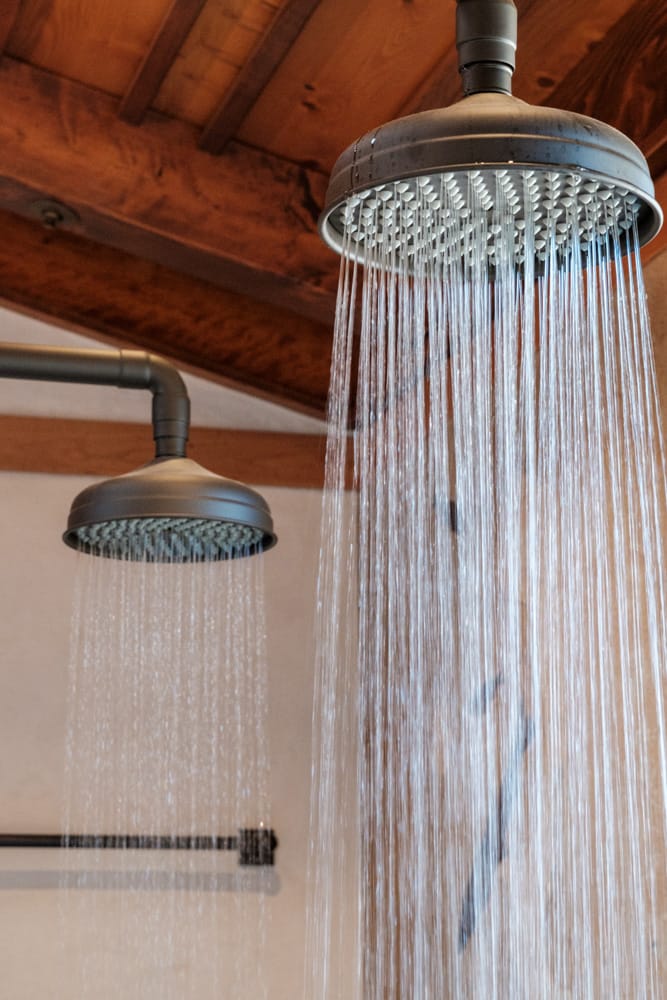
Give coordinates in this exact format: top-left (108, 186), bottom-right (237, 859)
top-left (0, 343), bottom-right (277, 562)
top-left (319, 0), bottom-right (662, 267)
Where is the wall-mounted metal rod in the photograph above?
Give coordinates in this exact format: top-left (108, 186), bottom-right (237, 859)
top-left (0, 828), bottom-right (278, 866)
top-left (0, 343), bottom-right (190, 458)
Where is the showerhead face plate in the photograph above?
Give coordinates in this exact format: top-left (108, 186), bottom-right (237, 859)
top-left (68, 516), bottom-right (266, 562)
top-left (322, 168), bottom-right (645, 271)
top-left (63, 457), bottom-right (277, 562)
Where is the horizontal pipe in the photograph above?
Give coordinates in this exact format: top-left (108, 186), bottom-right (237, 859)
top-left (0, 343), bottom-right (190, 458)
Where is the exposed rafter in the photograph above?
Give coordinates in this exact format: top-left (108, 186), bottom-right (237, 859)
top-left (119, 0), bottom-right (208, 125)
top-left (199, 0), bottom-right (324, 155)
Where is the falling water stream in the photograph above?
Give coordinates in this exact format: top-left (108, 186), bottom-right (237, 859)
top-left (61, 543), bottom-right (272, 999)
top-left (306, 171), bottom-right (667, 998)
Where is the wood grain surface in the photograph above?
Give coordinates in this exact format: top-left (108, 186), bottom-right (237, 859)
top-left (0, 58), bottom-right (337, 324)
top-left (547, 0), bottom-right (667, 150)
top-left (200, 0), bottom-right (324, 154)
top-left (238, 0), bottom-right (458, 171)
top-left (119, 0), bottom-right (208, 124)
top-left (155, 0), bottom-right (283, 125)
top-left (6, 0), bottom-right (171, 95)
top-left (0, 0), bottom-right (20, 52)
top-left (0, 414), bottom-right (353, 489)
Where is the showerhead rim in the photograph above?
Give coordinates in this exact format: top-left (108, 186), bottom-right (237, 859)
top-left (319, 93), bottom-right (662, 258)
top-left (63, 456), bottom-right (277, 561)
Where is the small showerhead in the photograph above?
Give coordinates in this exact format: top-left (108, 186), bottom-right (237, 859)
top-left (0, 343), bottom-right (277, 562)
top-left (64, 456), bottom-right (276, 561)
top-left (319, 0), bottom-right (662, 267)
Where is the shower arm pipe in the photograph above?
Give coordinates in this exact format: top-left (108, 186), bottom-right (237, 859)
top-left (0, 343), bottom-right (190, 459)
top-left (456, 0), bottom-right (517, 96)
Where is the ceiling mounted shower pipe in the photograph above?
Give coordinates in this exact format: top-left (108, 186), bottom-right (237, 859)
top-left (0, 342), bottom-right (190, 459)
top-left (0, 342), bottom-right (277, 561)
top-left (456, 0), bottom-right (517, 96)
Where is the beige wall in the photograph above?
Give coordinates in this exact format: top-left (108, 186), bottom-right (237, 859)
top-left (0, 474), bottom-right (326, 998)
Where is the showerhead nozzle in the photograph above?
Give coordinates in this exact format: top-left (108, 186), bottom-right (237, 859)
top-left (319, 1), bottom-right (662, 268)
top-left (64, 457), bottom-right (277, 562)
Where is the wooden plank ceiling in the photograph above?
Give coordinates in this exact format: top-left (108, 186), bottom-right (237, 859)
top-left (0, 0), bottom-right (664, 421)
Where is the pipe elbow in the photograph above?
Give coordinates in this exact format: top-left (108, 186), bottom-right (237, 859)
top-left (144, 353), bottom-right (189, 401)
top-left (146, 355), bottom-right (190, 460)
top-left (118, 350), bottom-right (190, 459)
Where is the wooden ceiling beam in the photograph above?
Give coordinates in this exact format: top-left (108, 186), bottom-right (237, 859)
top-left (0, 415), bottom-right (350, 489)
top-left (199, 0), bottom-right (324, 155)
top-left (0, 209), bottom-right (333, 416)
top-left (119, 0), bottom-right (208, 125)
top-left (0, 57), bottom-right (338, 326)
